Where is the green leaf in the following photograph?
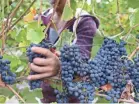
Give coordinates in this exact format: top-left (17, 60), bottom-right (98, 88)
top-left (127, 0), bottom-right (139, 9)
top-left (70, 0), bottom-right (77, 12)
top-left (62, 4), bottom-right (74, 21)
top-left (27, 28), bottom-right (45, 44)
top-left (26, 22), bottom-right (45, 44)
top-left (20, 88), bottom-right (43, 103)
top-left (0, 95), bottom-right (7, 103)
top-left (55, 30), bottom-right (73, 50)
top-left (0, 85), bottom-right (17, 98)
top-left (132, 10), bottom-right (139, 25)
top-left (16, 65), bottom-right (25, 73)
top-left (3, 55), bottom-right (21, 68)
top-left (91, 35), bottom-right (104, 58)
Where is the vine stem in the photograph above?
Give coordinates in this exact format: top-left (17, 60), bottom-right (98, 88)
top-left (0, 0), bottom-right (24, 37)
top-left (44, 0), bottom-right (60, 37)
top-left (128, 46), bottom-right (139, 60)
top-left (1, 23), bottom-right (5, 55)
top-left (0, 0), bottom-right (36, 39)
top-left (6, 85), bottom-right (26, 103)
top-left (122, 24), bottom-right (139, 41)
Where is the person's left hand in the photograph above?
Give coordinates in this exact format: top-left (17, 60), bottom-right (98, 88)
top-left (27, 47), bottom-right (60, 81)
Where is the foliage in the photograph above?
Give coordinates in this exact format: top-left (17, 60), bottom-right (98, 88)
top-left (0, 0), bottom-right (139, 103)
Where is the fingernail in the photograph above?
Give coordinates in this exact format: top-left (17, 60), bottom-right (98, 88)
top-left (31, 47), bottom-right (35, 51)
top-left (27, 76), bottom-right (31, 80)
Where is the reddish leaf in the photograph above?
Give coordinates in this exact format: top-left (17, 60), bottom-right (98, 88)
top-left (100, 83), bottom-right (112, 91)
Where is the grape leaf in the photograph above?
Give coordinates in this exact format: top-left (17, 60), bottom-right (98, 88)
top-left (3, 55), bottom-right (21, 68)
top-left (91, 34), bottom-right (104, 58)
top-left (26, 22), bottom-right (45, 44)
top-left (127, 0), bottom-right (139, 9)
top-left (20, 88), bottom-right (43, 103)
top-left (62, 4), bottom-right (74, 21)
top-left (0, 95), bottom-right (7, 103)
top-left (16, 65), bottom-right (25, 73)
top-left (5, 96), bottom-right (19, 104)
top-left (55, 30), bottom-right (73, 50)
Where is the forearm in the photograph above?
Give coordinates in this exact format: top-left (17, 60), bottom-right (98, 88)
top-left (75, 17), bottom-right (98, 58)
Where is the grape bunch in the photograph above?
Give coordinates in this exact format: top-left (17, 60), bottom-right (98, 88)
top-left (59, 38), bottom-right (131, 103)
top-left (26, 39), bottom-right (53, 90)
top-left (88, 38), bottom-right (130, 102)
top-left (60, 44), bottom-right (90, 83)
top-left (0, 56), bottom-right (16, 84)
top-left (58, 44), bottom-right (95, 103)
top-left (28, 71), bottom-right (42, 90)
top-left (26, 39), bottom-right (53, 62)
top-left (66, 82), bottom-right (95, 103)
top-left (126, 57), bottom-right (139, 93)
top-left (54, 89), bottom-right (69, 103)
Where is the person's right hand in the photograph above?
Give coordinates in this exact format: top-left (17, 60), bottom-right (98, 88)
top-left (0, 75), bottom-right (6, 87)
top-left (27, 47), bottom-right (61, 81)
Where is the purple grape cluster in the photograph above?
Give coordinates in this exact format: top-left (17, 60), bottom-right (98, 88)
top-left (0, 56), bottom-right (16, 84)
top-left (89, 38), bottom-right (130, 103)
top-left (58, 38), bottom-right (132, 103)
top-left (26, 39), bottom-right (53, 62)
top-left (58, 44), bottom-right (95, 103)
top-left (125, 57), bottom-right (139, 101)
top-left (26, 39), bottom-right (53, 90)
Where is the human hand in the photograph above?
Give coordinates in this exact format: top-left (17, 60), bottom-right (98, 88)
top-left (27, 47), bottom-right (60, 81)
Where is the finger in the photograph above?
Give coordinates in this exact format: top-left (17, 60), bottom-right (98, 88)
top-left (31, 47), bottom-right (53, 58)
top-left (55, 51), bottom-right (61, 56)
top-left (30, 63), bottom-right (53, 73)
top-left (33, 58), bottom-right (51, 66)
top-left (27, 72), bottom-right (53, 80)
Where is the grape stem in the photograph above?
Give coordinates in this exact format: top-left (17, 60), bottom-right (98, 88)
top-left (6, 85), bottom-right (26, 103)
top-left (122, 24), bottom-right (139, 41)
top-left (128, 46), bottom-right (139, 60)
top-left (95, 92), bottom-right (107, 97)
top-left (44, 0), bottom-right (60, 38)
top-left (1, 23), bottom-right (5, 55)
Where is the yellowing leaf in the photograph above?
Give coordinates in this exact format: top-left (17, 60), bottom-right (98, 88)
top-left (23, 7), bottom-right (36, 22)
top-left (30, 7), bottom-right (36, 15)
top-left (100, 84), bottom-right (112, 91)
top-left (23, 13), bottom-right (34, 22)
